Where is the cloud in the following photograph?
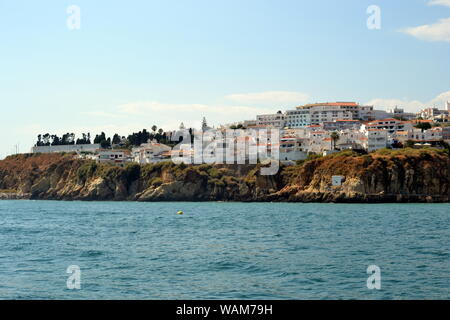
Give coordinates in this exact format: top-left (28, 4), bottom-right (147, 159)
top-left (81, 111), bottom-right (124, 118)
top-left (78, 101), bottom-right (277, 132)
top-left (117, 101), bottom-right (275, 117)
top-left (429, 90), bottom-right (450, 106)
top-left (428, 0), bottom-right (450, 7)
top-left (225, 91), bottom-right (310, 106)
top-left (401, 18), bottom-right (450, 42)
top-left (365, 98), bottom-right (424, 112)
top-left (366, 90), bottom-right (450, 112)
top-left (83, 92), bottom-right (312, 129)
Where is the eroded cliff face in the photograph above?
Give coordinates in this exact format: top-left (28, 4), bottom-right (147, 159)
top-left (274, 149), bottom-right (450, 203)
top-left (0, 149), bottom-right (449, 203)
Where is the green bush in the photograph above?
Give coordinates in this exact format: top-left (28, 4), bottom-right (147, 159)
top-left (124, 163), bottom-right (141, 183)
top-left (76, 162), bottom-right (98, 183)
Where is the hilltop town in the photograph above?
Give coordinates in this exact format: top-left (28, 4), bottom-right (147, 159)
top-left (29, 101), bottom-right (450, 166)
top-left (1, 101), bottom-right (450, 203)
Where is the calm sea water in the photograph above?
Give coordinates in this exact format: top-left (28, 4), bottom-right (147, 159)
top-left (0, 200), bottom-right (448, 300)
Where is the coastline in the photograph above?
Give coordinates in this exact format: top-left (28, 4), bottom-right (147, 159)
top-left (1, 148), bottom-right (449, 204)
top-left (1, 197), bottom-right (448, 203)
top-left (0, 192), bottom-right (31, 200)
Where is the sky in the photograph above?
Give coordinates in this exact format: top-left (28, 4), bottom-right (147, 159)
top-left (0, 0), bottom-right (449, 158)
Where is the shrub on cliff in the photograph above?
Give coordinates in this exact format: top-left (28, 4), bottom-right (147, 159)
top-left (76, 161), bottom-right (98, 183)
top-left (124, 163), bottom-right (140, 183)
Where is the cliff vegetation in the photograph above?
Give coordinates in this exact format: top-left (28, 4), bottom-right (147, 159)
top-left (0, 148), bottom-right (448, 203)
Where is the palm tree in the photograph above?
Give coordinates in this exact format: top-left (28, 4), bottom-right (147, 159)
top-left (330, 131), bottom-right (340, 150)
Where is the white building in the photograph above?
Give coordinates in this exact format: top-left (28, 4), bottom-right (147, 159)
top-left (307, 131), bottom-right (333, 153)
top-left (335, 130), bottom-right (365, 150)
top-left (359, 129), bottom-right (388, 152)
top-left (387, 106), bottom-right (416, 120)
top-left (32, 144), bottom-right (101, 154)
top-left (279, 136), bottom-right (308, 161)
top-left (96, 150), bottom-right (131, 165)
top-left (285, 109), bottom-right (311, 128)
top-left (308, 105), bottom-right (353, 125)
top-left (285, 102), bottom-right (379, 128)
top-left (417, 107), bottom-right (449, 120)
top-left (408, 127), bottom-right (443, 142)
top-left (322, 120), bottom-right (361, 131)
top-left (362, 118), bottom-right (413, 134)
top-left (132, 140), bottom-right (172, 164)
top-left (256, 111), bottom-right (285, 128)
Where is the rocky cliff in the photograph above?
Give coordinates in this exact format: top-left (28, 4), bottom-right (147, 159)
top-left (0, 148), bottom-right (449, 203)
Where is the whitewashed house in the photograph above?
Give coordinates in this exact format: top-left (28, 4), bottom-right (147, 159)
top-left (279, 136), bottom-right (308, 161)
top-left (96, 149), bottom-right (131, 165)
top-left (359, 129), bottom-right (388, 152)
top-left (362, 118), bottom-right (413, 134)
top-left (132, 140), bottom-right (172, 164)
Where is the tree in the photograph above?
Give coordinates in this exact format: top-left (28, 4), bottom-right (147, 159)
top-left (405, 140), bottom-right (415, 148)
top-left (76, 133), bottom-right (91, 145)
top-left (36, 135), bottom-right (42, 146)
top-left (330, 131), bottom-right (340, 150)
top-left (439, 140), bottom-right (450, 157)
top-left (42, 133), bottom-right (51, 146)
top-left (112, 133), bottom-right (121, 145)
top-left (94, 132), bottom-right (107, 144)
top-left (100, 138), bottom-right (111, 149)
top-left (202, 117), bottom-right (208, 131)
top-left (414, 122), bottom-right (432, 132)
top-left (151, 125), bottom-right (157, 133)
top-left (51, 135), bottom-right (61, 146)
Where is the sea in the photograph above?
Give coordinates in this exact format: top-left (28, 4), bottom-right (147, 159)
top-left (0, 200), bottom-right (448, 299)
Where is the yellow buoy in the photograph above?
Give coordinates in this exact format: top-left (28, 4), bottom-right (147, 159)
top-left (177, 211), bottom-right (184, 215)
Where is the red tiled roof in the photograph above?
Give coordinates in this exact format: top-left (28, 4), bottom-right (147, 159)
top-left (300, 102), bottom-right (358, 108)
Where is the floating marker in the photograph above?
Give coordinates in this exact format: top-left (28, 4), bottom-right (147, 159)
top-left (177, 211), bottom-right (184, 215)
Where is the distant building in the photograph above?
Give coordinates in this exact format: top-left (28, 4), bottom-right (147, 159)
top-left (417, 107), bottom-right (449, 120)
top-left (362, 119), bottom-right (413, 134)
top-left (243, 120), bottom-right (258, 128)
top-left (296, 102), bottom-right (355, 125)
top-left (256, 111), bottom-right (285, 128)
top-left (322, 120), bottom-right (361, 131)
top-left (279, 136), bottom-right (307, 161)
top-left (32, 144), bottom-right (101, 154)
top-left (442, 126), bottom-right (450, 141)
top-left (132, 140), bottom-right (172, 164)
top-left (387, 106), bottom-right (416, 120)
top-left (283, 102), bottom-right (394, 128)
top-left (96, 149), bottom-right (131, 165)
top-left (408, 127), bottom-right (443, 142)
top-left (285, 109), bottom-right (311, 128)
top-left (360, 129), bottom-right (388, 152)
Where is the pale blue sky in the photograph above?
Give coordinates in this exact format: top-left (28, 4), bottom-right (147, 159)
top-left (1, 0), bottom-right (449, 158)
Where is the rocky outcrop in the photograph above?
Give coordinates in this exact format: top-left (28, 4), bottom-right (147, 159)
top-left (0, 149), bottom-right (448, 203)
top-left (273, 149), bottom-right (450, 203)
top-left (0, 192), bottom-right (31, 200)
